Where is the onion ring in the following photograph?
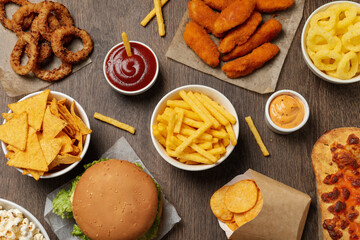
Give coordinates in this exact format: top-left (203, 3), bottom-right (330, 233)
top-left (37, 1), bottom-right (73, 41)
top-left (32, 59), bottom-right (72, 82)
top-left (51, 26), bottom-right (93, 64)
top-left (25, 41), bottom-right (52, 63)
top-left (0, 0), bottom-right (31, 32)
top-left (10, 32), bottom-right (38, 75)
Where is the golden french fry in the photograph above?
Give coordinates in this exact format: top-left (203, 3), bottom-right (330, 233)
top-left (154, 0), bottom-right (165, 36)
top-left (223, 137), bottom-right (230, 147)
top-left (245, 116), bottom-right (269, 157)
top-left (174, 108), bottom-right (184, 133)
top-left (94, 112), bottom-right (135, 134)
top-left (207, 129), bottom-right (228, 139)
top-left (152, 125), bottom-right (166, 147)
top-left (174, 107), bottom-right (202, 121)
top-left (121, 32), bottom-right (132, 57)
top-left (183, 117), bottom-right (203, 129)
top-left (140, 0), bottom-right (168, 26)
top-left (225, 123), bottom-right (237, 145)
top-left (187, 91), bottom-right (220, 128)
top-left (167, 100), bottom-right (191, 109)
top-left (180, 128), bottom-right (212, 141)
top-left (195, 92), bottom-right (228, 126)
top-left (201, 93), bottom-right (236, 125)
top-left (177, 135), bottom-right (217, 162)
top-left (167, 149), bottom-right (213, 164)
top-left (175, 122), bottom-right (212, 154)
top-left (179, 90), bottom-right (210, 123)
top-left (208, 146), bottom-right (226, 155)
top-left (166, 109), bottom-right (176, 149)
top-left (197, 141), bottom-right (212, 150)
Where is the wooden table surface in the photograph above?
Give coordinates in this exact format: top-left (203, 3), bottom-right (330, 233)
top-left (1, 0), bottom-right (360, 239)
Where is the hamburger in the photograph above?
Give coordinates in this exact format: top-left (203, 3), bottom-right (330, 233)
top-left (52, 159), bottom-right (162, 240)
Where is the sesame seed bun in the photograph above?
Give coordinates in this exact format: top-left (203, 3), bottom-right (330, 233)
top-left (72, 159), bottom-right (159, 240)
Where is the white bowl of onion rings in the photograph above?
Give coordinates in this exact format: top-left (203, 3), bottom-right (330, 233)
top-left (301, 1), bottom-right (360, 84)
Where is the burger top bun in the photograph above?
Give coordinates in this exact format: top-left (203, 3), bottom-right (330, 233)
top-left (72, 159), bottom-right (159, 240)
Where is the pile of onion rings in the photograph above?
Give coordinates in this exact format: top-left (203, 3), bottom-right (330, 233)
top-left (0, 0), bottom-right (93, 82)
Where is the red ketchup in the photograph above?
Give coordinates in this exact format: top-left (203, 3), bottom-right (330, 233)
top-left (105, 42), bottom-right (157, 92)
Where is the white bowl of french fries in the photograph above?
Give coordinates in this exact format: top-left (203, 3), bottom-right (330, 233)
top-left (1, 90), bottom-right (91, 180)
top-left (151, 85), bottom-right (239, 171)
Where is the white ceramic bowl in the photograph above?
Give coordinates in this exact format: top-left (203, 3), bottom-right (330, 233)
top-left (301, 1), bottom-right (360, 84)
top-left (150, 85), bottom-right (239, 171)
top-left (103, 41), bottom-right (159, 95)
top-left (0, 198), bottom-right (50, 240)
top-left (1, 90), bottom-right (91, 179)
top-left (265, 90), bottom-right (310, 134)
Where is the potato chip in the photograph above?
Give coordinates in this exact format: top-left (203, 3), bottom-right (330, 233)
top-left (210, 186), bottom-right (234, 221)
top-left (39, 138), bottom-right (63, 165)
top-left (234, 191), bottom-right (263, 227)
top-left (226, 221), bottom-right (239, 231)
top-left (43, 107), bottom-right (67, 139)
top-left (0, 112), bottom-right (28, 151)
top-left (224, 180), bottom-right (258, 213)
top-left (7, 127), bottom-right (48, 172)
top-left (8, 89), bottom-right (49, 131)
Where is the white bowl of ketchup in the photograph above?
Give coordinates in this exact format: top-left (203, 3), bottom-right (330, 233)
top-left (103, 41), bottom-right (159, 95)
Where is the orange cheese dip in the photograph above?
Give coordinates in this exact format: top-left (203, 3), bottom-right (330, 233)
top-left (269, 94), bottom-right (305, 129)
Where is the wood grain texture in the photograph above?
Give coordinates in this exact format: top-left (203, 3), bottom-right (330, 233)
top-left (0, 0), bottom-right (359, 239)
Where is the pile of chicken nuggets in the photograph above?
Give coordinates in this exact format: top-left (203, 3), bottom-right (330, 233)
top-left (183, 0), bottom-right (294, 78)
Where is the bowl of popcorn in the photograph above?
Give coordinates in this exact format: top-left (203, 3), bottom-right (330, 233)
top-left (301, 1), bottom-right (360, 84)
top-left (0, 198), bottom-right (50, 239)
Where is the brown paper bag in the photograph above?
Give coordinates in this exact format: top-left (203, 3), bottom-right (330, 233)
top-left (218, 169), bottom-right (311, 240)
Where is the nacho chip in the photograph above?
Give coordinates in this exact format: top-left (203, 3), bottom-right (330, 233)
top-left (7, 127), bottom-right (48, 172)
top-left (39, 138), bottom-right (63, 165)
top-left (57, 103), bottom-right (80, 133)
top-left (48, 154), bottom-right (81, 170)
top-left (210, 186), bottom-right (234, 221)
top-left (56, 131), bottom-right (74, 154)
top-left (57, 99), bottom-right (67, 105)
top-left (5, 151), bottom-right (15, 159)
top-left (43, 107), bottom-right (67, 139)
top-left (27, 169), bottom-right (45, 181)
top-left (2, 112), bottom-right (14, 121)
top-left (70, 101), bottom-right (92, 135)
top-left (49, 99), bottom-right (60, 117)
top-left (8, 89), bottom-right (49, 131)
top-left (0, 112), bottom-right (28, 151)
top-left (224, 180), bottom-right (258, 213)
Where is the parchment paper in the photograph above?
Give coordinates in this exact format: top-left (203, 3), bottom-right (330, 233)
top-left (0, 0), bottom-right (92, 98)
top-left (43, 137), bottom-right (181, 240)
top-left (217, 169), bottom-right (311, 240)
top-left (166, 1), bottom-right (305, 94)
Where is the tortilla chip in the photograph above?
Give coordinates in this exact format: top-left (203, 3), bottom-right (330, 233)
top-left (0, 112), bottom-right (28, 151)
top-left (2, 112), bottom-right (15, 121)
top-left (57, 103), bottom-right (79, 132)
top-left (56, 131), bottom-right (74, 154)
top-left (57, 99), bottom-right (67, 105)
top-left (43, 107), bottom-right (67, 139)
top-left (39, 138), bottom-right (63, 165)
top-left (49, 99), bottom-right (60, 117)
top-left (48, 154), bottom-right (81, 169)
top-left (70, 101), bottom-right (92, 135)
top-left (5, 151), bottom-right (15, 159)
top-left (8, 89), bottom-right (49, 131)
top-left (27, 169), bottom-right (45, 180)
top-left (7, 127), bottom-right (48, 172)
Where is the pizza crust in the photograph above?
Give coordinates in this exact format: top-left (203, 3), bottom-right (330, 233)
top-left (311, 127), bottom-right (360, 240)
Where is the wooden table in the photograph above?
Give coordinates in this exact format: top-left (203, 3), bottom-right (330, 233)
top-left (1, 0), bottom-right (359, 239)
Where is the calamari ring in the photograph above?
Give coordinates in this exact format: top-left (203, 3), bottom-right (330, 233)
top-left (342, 28), bottom-right (360, 52)
top-left (336, 51), bottom-right (358, 79)
top-left (310, 9), bottom-right (336, 32)
top-left (328, 3), bottom-right (357, 30)
top-left (51, 26), bottom-right (93, 64)
top-left (10, 32), bottom-right (38, 75)
top-left (37, 1), bottom-right (73, 41)
top-left (0, 0), bottom-right (31, 32)
top-left (307, 27), bottom-right (336, 52)
top-left (312, 50), bottom-right (342, 71)
top-left (32, 58), bottom-right (72, 82)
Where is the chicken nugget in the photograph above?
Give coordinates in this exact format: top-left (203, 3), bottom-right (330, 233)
top-left (255, 0), bottom-right (295, 13)
top-left (218, 11), bottom-right (262, 54)
top-left (202, 0), bottom-right (233, 11)
top-left (214, 0), bottom-right (256, 35)
top-left (222, 42), bottom-right (279, 78)
top-left (183, 21), bottom-right (220, 67)
top-left (222, 18), bottom-right (281, 61)
top-left (188, 0), bottom-right (221, 37)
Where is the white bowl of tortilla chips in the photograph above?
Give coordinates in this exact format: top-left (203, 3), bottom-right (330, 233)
top-left (0, 90), bottom-right (91, 180)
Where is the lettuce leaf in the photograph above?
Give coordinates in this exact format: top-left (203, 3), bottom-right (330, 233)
top-left (83, 158), bottom-right (109, 170)
top-left (52, 176), bottom-right (81, 219)
top-left (72, 224), bottom-right (91, 240)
